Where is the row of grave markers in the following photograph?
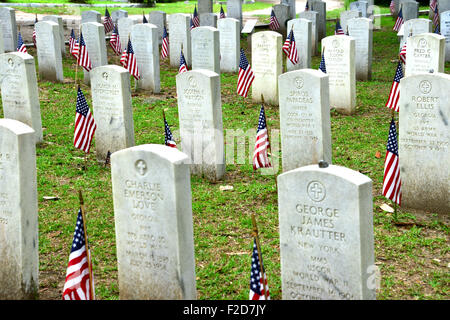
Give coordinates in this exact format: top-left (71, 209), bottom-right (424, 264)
top-left (1, 2), bottom-right (449, 300)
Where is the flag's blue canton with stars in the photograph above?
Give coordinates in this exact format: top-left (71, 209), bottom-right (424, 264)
top-left (143, 13), bottom-right (148, 23)
top-left (249, 239), bottom-right (269, 300)
top-left (17, 32), bottom-right (27, 53)
top-left (179, 50), bottom-right (188, 73)
top-left (319, 51), bottom-right (326, 73)
top-left (70, 210), bottom-right (86, 253)
top-left (386, 119), bottom-right (399, 156)
top-left (164, 117), bottom-right (176, 148)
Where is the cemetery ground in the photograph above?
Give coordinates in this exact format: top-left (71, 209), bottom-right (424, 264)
top-left (1, 13), bottom-right (449, 300)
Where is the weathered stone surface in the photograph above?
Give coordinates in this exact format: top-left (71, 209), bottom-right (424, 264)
top-left (311, 0), bottom-right (326, 41)
top-left (111, 144), bottom-right (196, 299)
top-left (298, 10), bottom-right (319, 56)
top-left (0, 7), bottom-right (17, 52)
top-left (0, 119), bottom-right (39, 300)
top-left (340, 10), bottom-right (361, 35)
top-left (279, 69), bottom-right (331, 172)
top-left (347, 17), bottom-right (373, 81)
top-left (405, 33), bottom-right (445, 76)
top-left (176, 69), bottom-right (225, 181)
top-left (81, 10), bottom-right (101, 24)
top-left (42, 15), bottom-right (66, 55)
top-left (400, 1), bottom-right (419, 21)
top-left (440, 10), bottom-right (450, 61)
top-left (286, 19), bottom-right (312, 71)
top-left (111, 10), bottom-right (128, 24)
top-left (200, 13), bottom-right (217, 27)
top-left (168, 13), bottom-right (191, 67)
top-left (398, 72), bottom-right (450, 213)
top-left (191, 26), bottom-right (220, 75)
top-left (35, 21), bottom-right (63, 82)
top-left (227, 0), bottom-right (243, 28)
top-left (0, 52), bottom-right (43, 143)
top-left (131, 23), bottom-right (160, 93)
top-left (251, 31), bottom-right (283, 105)
top-left (278, 163), bottom-right (375, 300)
top-left (81, 22), bottom-right (108, 84)
top-left (321, 35), bottom-right (356, 115)
top-left (149, 11), bottom-right (166, 44)
top-left (218, 18), bottom-right (240, 72)
top-left (91, 65), bottom-right (135, 162)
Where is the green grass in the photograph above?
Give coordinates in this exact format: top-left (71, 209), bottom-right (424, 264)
top-left (1, 8), bottom-right (449, 300)
top-left (10, 1), bottom-right (273, 16)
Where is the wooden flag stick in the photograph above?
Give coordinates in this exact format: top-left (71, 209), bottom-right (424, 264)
top-left (251, 213), bottom-right (268, 300)
top-left (78, 190), bottom-right (95, 300)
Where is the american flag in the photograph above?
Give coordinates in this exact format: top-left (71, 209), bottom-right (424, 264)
top-left (335, 20), bottom-right (345, 35)
top-left (269, 9), bottom-right (280, 31)
top-left (389, 0), bottom-right (395, 15)
top-left (74, 87), bottom-right (97, 153)
top-left (382, 118), bottom-right (402, 206)
top-left (110, 24), bottom-right (121, 55)
top-left (120, 38), bottom-right (140, 80)
top-left (164, 114), bottom-right (177, 148)
top-left (434, 23), bottom-right (440, 34)
top-left (319, 50), bottom-right (327, 73)
top-left (249, 239), bottom-right (270, 300)
top-left (190, 17), bottom-right (195, 30)
top-left (283, 29), bottom-right (299, 65)
top-left (385, 61), bottom-right (403, 112)
top-left (399, 42), bottom-right (406, 64)
top-left (430, 0), bottom-right (437, 12)
top-left (253, 105), bottom-right (271, 170)
top-left (77, 33), bottom-right (92, 72)
top-left (32, 15), bottom-right (38, 47)
top-left (62, 209), bottom-right (94, 300)
top-left (69, 29), bottom-right (78, 59)
top-left (433, 6), bottom-right (439, 28)
top-left (179, 49), bottom-right (188, 73)
top-left (193, 5), bottom-right (200, 27)
top-left (17, 32), bottom-right (27, 53)
top-left (103, 8), bottom-right (114, 34)
top-left (305, 0), bottom-right (309, 11)
top-left (161, 26), bottom-right (169, 59)
top-left (237, 48), bottom-right (255, 98)
top-left (143, 13), bottom-right (148, 24)
top-left (220, 5), bottom-right (226, 19)
top-left (393, 8), bottom-right (403, 31)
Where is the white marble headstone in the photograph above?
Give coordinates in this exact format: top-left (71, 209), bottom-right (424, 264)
top-left (81, 10), bottom-right (101, 24)
top-left (400, 1), bottom-right (419, 21)
top-left (200, 13), bottom-right (217, 28)
top-left (347, 17), bottom-right (373, 81)
top-left (298, 11), bottom-right (319, 56)
top-left (168, 14), bottom-right (191, 67)
top-left (191, 26), bottom-right (220, 75)
top-left (278, 163), bottom-right (375, 300)
top-left (279, 69), bottom-right (331, 172)
top-left (0, 7), bottom-right (17, 52)
top-left (405, 33), bottom-right (445, 76)
top-left (218, 18), bottom-right (240, 72)
top-left (440, 10), bottom-right (450, 61)
top-left (398, 72), bottom-right (450, 213)
top-left (398, 18), bottom-right (432, 50)
top-left (227, 0), bottom-right (243, 29)
top-left (340, 10), bottom-right (361, 35)
top-left (42, 15), bottom-right (66, 56)
top-left (81, 22), bottom-right (108, 84)
top-left (0, 52), bottom-right (43, 144)
top-left (0, 119), bottom-right (38, 300)
top-left (91, 65), bottom-right (135, 162)
top-left (131, 23), bottom-right (160, 93)
top-left (321, 35), bottom-right (356, 115)
top-left (111, 10), bottom-right (128, 24)
top-left (111, 144), bottom-right (196, 299)
top-left (310, 0), bottom-right (326, 41)
top-left (149, 11), bottom-right (167, 44)
top-left (176, 69), bottom-right (225, 181)
top-left (252, 31), bottom-right (283, 105)
top-left (118, 17), bottom-right (137, 45)
top-left (35, 21), bottom-right (63, 82)
top-left (286, 19), bottom-right (312, 71)
top-left (273, 3), bottom-right (290, 37)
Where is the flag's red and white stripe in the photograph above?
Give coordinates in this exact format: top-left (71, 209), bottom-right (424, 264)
top-left (382, 150), bottom-right (402, 205)
top-left (62, 245), bottom-right (92, 300)
top-left (237, 49), bottom-right (255, 98)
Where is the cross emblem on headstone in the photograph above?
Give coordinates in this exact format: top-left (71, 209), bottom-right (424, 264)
top-left (310, 183), bottom-right (322, 199)
top-left (307, 181), bottom-right (326, 202)
top-left (419, 80), bottom-right (432, 94)
top-left (136, 160), bottom-right (147, 176)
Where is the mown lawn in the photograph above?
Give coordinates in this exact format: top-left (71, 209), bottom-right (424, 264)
top-left (0, 10), bottom-right (449, 300)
